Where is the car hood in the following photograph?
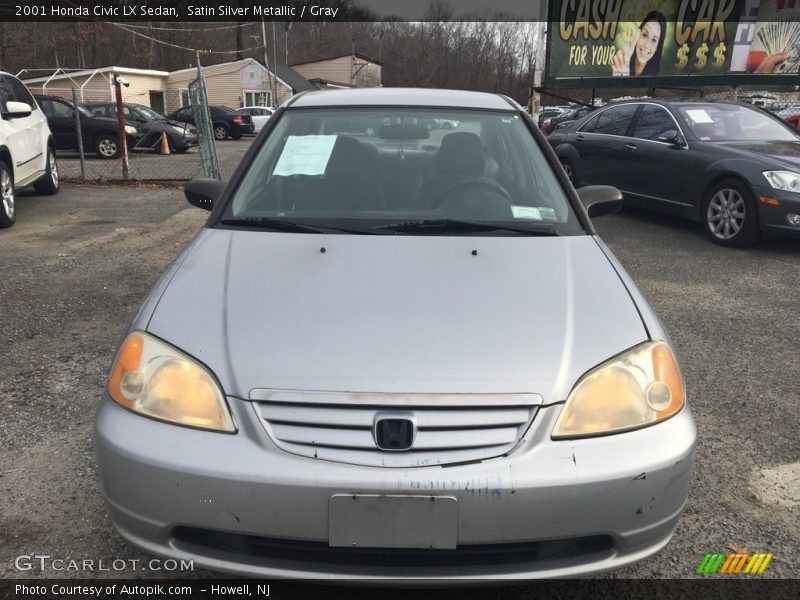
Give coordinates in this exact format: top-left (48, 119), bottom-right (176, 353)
top-left (147, 230), bottom-right (648, 401)
top-left (711, 140), bottom-right (800, 170)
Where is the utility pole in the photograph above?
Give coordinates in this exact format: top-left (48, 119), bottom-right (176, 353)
top-left (260, 20), bottom-right (276, 106)
top-left (272, 21), bottom-right (278, 104)
top-left (112, 75), bottom-right (130, 181)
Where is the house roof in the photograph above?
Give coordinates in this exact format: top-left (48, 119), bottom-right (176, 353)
top-left (269, 63), bottom-right (317, 92)
top-left (21, 66), bottom-right (169, 84)
top-left (291, 53), bottom-right (384, 67)
top-left (308, 78), bottom-right (358, 89)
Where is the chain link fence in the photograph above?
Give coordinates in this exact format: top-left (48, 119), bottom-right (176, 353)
top-left (27, 80), bottom-right (252, 182)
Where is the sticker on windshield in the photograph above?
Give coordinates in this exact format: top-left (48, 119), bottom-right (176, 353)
top-left (273, 135), bottom-right (337, 176)
top-left (685, 109), bottom-right (714, 124)
top-left (511, 206), bottom-right (542, 220)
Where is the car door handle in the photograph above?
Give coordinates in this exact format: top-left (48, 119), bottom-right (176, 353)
top-left (576, 134), bottom-right (585, 142)
top-left (625, 143), bottom-right (637, 152)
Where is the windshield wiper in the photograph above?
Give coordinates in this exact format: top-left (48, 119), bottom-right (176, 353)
top-left (371, 219), bottom-right (560, 236)
top-left (219, 217), bottom-right (374, 234)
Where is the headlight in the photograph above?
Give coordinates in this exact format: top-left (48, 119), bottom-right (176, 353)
top-left (552, 341), bottom-right (685, 439)
top-left (124, 125), bottom-right (138, 135)
top-left (763, 170), bottom-right (800, 192)
top-left (171, 125), bottom-right (185, 134)
top-left (107, 331), bottom-right (235, 432)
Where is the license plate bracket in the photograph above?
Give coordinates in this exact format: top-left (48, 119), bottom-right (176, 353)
top-left (328, 494), bottom-right (458, 549)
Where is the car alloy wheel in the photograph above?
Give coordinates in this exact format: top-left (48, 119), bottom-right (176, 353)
top-left (214, 125), bottom-right (229, 140)
top-left (49, 151), bottom-right (59, 188)
top-left (1, 166), bottom-right (14, 220)
top-left (0, 159), bottom-right (16, 227)
top-left (702, 180), bottom-right (759, 247)
top-left (97, 136), bottom-right (119, 158)
top-left (707, 188), bottom-right (746, 240)
top-left (560, 159), bottom-right (577, 186)
top-left (34, 147), bottom-right (60, 195)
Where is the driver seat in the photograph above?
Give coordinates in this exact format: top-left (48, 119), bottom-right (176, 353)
top-left (416, 132), bottom-right (486, 210)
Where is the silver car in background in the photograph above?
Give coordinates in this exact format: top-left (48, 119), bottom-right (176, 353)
top-left (95, 88), bottom-right (695, 581)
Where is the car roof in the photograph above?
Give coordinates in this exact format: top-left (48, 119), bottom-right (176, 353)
top-left (289, 88), bottom-right (516, 111)
top-left (601, 98), bottom-right (757, 110)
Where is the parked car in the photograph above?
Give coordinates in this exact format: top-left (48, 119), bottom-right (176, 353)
top-left (95, 88), bottom-right (695, 580)
top-left (548, 99), bottom-right (800, 245)
top-left (166, 105), bottom-right (254, 140)
top-left (236, 106), bottom-right (274, 133)
top-left (538, 106), bottom-right (569, 130)
top-left (84, 102), bottom-right (198, 153)
top-left (543, 105), bottom-right (595, 134)
top-left (35, 95), bottom-right (143, 159)
top-left (784, 113), bottom-right (800, 130)
top-left (0, 72), bottom-right (59, 228)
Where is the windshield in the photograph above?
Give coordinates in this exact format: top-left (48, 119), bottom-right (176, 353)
top-left (679, 104), bottom-right (799, 142)
top-left (135, 105), bottom-right (165, 120)
top-left (222, 108), bottom-right (583, 235)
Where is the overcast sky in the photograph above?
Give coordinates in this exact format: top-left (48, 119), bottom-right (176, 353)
top-left (355, 0), bottom-right (546, 20)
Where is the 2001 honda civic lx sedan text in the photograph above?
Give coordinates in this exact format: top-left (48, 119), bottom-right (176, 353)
top-left (94, 88), bottom-right (696, 581)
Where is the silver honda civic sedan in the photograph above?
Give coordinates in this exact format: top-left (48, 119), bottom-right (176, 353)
top-left (95, 88), bottom-right (695, 581)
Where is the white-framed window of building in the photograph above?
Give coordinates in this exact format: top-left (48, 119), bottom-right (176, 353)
top-left (243, 90), bottom-right (270, 107)
top-left (179, 89), bottom-right (190, 107)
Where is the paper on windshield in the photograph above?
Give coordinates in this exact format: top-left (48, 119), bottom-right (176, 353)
top-left (511, 206), bottom-right (542, 220)
top-left (685, 109), bottom-right (714, 124)
top-left (273, 135), bottom-right (337, 176)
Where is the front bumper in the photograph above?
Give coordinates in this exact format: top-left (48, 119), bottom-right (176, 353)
top-left (754, 184), bottom-right (800, 239)
top-left (95, 395), bottom-right (695, 580)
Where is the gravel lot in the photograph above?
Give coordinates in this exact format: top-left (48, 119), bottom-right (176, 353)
top-left (0, 185), bottom-right (798, 586)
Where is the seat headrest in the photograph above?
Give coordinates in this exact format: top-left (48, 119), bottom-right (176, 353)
top-left (325, 136), bottom-right (364, 177)
top-left (437, 132), bottom-right (484, 174)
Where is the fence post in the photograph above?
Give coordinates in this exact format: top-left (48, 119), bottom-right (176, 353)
top-left (112, 75), bottom-right (130, 181)
top-left (71, 87), bottom-right (85, 178)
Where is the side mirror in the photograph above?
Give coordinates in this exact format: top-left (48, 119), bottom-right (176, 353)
top-left (185, 178), bottom-right (225, 211)
top-left (656, 129), bottom-right (685, 146)
top-left (577, 185), bottom-right (623, 218)
top-left (4, 101), bottom-right (32, 119)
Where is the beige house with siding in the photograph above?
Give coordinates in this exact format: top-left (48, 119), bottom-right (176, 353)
top-left (20, 55), bottom-right (380, 116)
top-left (21, 67), bottom-right (170, 113)
top-left (291, 53), bottom-right (383, 89)
top-left (164, 58), bottom-right (310, 113)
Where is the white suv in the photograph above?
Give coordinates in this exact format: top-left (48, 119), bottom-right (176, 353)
top-left (0, 71), bottom-right (59, 228)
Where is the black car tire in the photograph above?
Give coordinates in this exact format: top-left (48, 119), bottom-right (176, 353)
top-left (701, 179), bottom-right (760, 247)
top-left (33, 146), bottom-right (60, 195)
top-left (0, 160), bottom-right (16, 228)
top-left (213, 124), bottom-right (229, 141)
top-left (560, 158), bottom-right (579, 187)
top-left (94, 134), bottom-right (120, 159)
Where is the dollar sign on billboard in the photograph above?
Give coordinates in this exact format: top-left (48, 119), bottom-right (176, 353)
top-left (676, 44), bottom-right (689, 69)
top-left (695, 43), bottom-right (708, 69)
top-left (713, 43), bottom-right (726, 68)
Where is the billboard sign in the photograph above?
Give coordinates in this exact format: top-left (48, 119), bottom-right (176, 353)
top-left (546, 0), bottom-right (800, 87)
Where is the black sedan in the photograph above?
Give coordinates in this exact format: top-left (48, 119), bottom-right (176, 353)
top-left (35, 95), bottom-right (143, 159)
top-left (166, 105), bottom-right (254, 141)
top-left (543, 105), bottom-right (595, 134)
top-left (83, 102), bottom-right (198, 153)
top-left (548, 99), bottom-right (800, 246)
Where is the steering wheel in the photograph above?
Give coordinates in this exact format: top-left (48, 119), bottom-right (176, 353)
top-left (433, 177), bottom-right (513, 208)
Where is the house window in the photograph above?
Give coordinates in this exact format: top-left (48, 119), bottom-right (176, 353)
top-left (180, 89), bottom-right (190, 107)
top-left (243, 90), bottom-right (270, 107)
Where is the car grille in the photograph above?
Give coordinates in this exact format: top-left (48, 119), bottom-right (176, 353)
top-left (172, 526), bottom-right (615, 573)
top-left (250, 389), bottom-right (540, 467)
